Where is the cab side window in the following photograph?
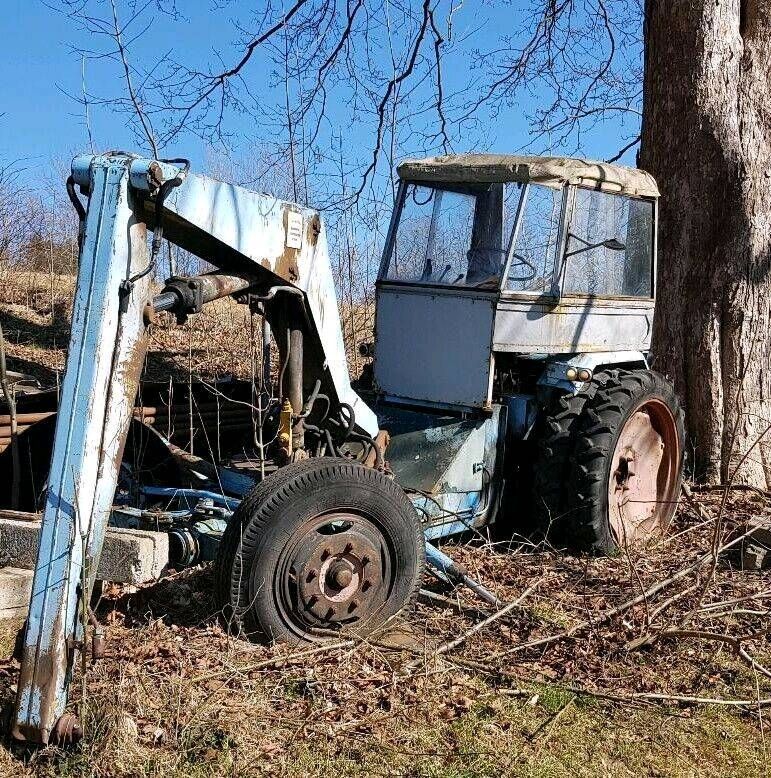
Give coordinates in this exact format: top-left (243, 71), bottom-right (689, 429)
top-left (563, 189), bottom-right (653, 298)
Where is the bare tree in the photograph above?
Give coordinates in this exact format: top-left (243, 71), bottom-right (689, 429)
top-left (461, 0), bottom-right (643, 158)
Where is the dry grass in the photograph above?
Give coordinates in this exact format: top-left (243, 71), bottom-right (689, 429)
top-left (0, 488), bottom-right (769, 777)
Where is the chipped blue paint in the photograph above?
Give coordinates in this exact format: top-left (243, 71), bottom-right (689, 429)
top-left (12, 155), bottom-right (152, 744)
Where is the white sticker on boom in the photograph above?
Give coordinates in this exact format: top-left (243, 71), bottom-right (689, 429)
top-left (286, 211), bottom-right (303, 249)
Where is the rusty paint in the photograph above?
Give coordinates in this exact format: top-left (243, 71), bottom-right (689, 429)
top-left (196, 273), bottom-right (252, 302)
top-left (307, 213), bottom-right (321, 246)
top-left (143, 300), bottom-right (158, 326)
top-left (13, 156), bottom-right (153, 744)
top-left (147, 161), bottom-right (164, 192)
top-left (51, 712), bottom-right (83, 747)
top-left (0, 412), bottom-right (55, 425)
top-left (607, 397), bottom-right (680, 547)
top-left (12, 605), bottom-right (65, 744)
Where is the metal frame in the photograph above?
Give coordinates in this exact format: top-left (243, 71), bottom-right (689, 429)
top-left (384, 179), bottom-right (658, 307)
top-left (498, 182), bottom-right (529, 292)
top-left (13, 152), bottom-right (381, 744)
top-left (13, 155), bottom-right (153, 744)
top-left (377, 180), bottom-right (407, 280)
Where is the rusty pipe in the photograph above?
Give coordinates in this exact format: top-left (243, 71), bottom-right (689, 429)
top-left (0, 322), bottom-right (20, 509)
top-left (0, 411), bottom-right (56, 426)
top-left (153, 272), bottom-right (253, 316)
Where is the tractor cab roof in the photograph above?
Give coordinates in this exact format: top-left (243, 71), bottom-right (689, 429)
top-left (397, 153), bottom-right (659, 199)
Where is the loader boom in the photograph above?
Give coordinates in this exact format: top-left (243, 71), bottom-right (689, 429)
top-left (13, 152), bottom-right (376, 744)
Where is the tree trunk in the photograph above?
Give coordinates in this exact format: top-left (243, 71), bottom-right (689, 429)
top-left (640, 0), bottom-right (771, 486)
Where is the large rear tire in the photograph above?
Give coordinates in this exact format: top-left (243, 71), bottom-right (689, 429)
top-left (531, 383), bottom-right (598, 544)
top-left (214, 458), bottom-right (425, 644)
top-left (567, 369), bottom-right (685, 554)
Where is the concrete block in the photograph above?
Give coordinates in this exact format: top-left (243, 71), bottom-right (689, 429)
top-left (0, 516), bottom-right (169, 585)
top-left (99, 526), bottom-right (170, 584)
top-left (0, 567), bottom-right (33, 620)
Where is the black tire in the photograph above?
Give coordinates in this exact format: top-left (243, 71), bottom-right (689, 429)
top-left (531, 382), bottom-right (598, 545)
top-left (214, 457), bottom-right (425, 644)
top-left (566, 369), bottom-right (685, 555)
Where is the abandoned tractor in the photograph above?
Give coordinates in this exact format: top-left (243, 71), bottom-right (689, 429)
top-left (5, 152), bottom-right (684, 744)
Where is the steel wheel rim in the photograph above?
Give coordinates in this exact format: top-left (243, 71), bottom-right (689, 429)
top-left (607, 398), bottom-right (680, 547)
top-left (272, 510), bottom-right (394, 640)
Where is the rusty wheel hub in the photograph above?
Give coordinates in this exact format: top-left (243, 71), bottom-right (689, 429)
top-left (50, 713), bottom-right (83, 747)
top-left (278, 512), bottom-right (390, 636)
top-left (608, 399), bottom-right (680, 547)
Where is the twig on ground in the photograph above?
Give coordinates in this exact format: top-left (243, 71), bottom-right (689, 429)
top-left (488, 524), bottom-right (766, 661)
top-left (191, 639), bottom-right (355, 683)
top-left (406, 581), bottom-right (540, 672)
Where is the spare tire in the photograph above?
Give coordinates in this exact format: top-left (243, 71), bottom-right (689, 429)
top-left (214, 458), bottom-right (425, 644)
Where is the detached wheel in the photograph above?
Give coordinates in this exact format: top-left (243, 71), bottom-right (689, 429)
top-left (215, 458), bottom-right (424, 643)
top-left (568, 369), bottom-right (685, 554)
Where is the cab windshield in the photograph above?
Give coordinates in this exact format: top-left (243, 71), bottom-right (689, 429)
top-left (383, 182), bottom-right (513, 289)
top-left (382, 180), bottom-right (654, 298)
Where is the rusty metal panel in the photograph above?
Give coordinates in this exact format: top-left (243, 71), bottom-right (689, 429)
top-left (394, 407), bottom-right (505, 535)
top-left (374, 285), bottom-right (496, 409)
top-left (13, 155), bottom-right (151, 744)
top-left (493, 294), bottom-right (654, 353)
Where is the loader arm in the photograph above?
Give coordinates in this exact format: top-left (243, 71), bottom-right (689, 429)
top-left (13, 153), bottom-right (376, 744)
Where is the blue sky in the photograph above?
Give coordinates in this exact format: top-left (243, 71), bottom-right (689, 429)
top-left (0, 1), bottom-right (642, 191)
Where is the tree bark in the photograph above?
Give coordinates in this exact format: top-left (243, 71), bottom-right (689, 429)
top-left (640, 0), bottom-right (771, 486)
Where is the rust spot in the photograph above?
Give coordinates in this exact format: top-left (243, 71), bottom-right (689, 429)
top-left (363, 430), bottom-right (390, 469)
top-left (308, 214), bottom-right (321, 246)
top-left (143, 300), bottom-right (158, 326)
top-left (147, 161), bottom-right (164, 192)
top-left (51, 712), bottom-right (83, 746)
top-left (13, 607), bottom-right (66, 744)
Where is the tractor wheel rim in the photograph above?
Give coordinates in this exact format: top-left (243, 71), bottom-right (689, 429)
top-left (275, 511), bottom-right (393, 639)
top-left (607, 398), bottom-right (680, 547)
